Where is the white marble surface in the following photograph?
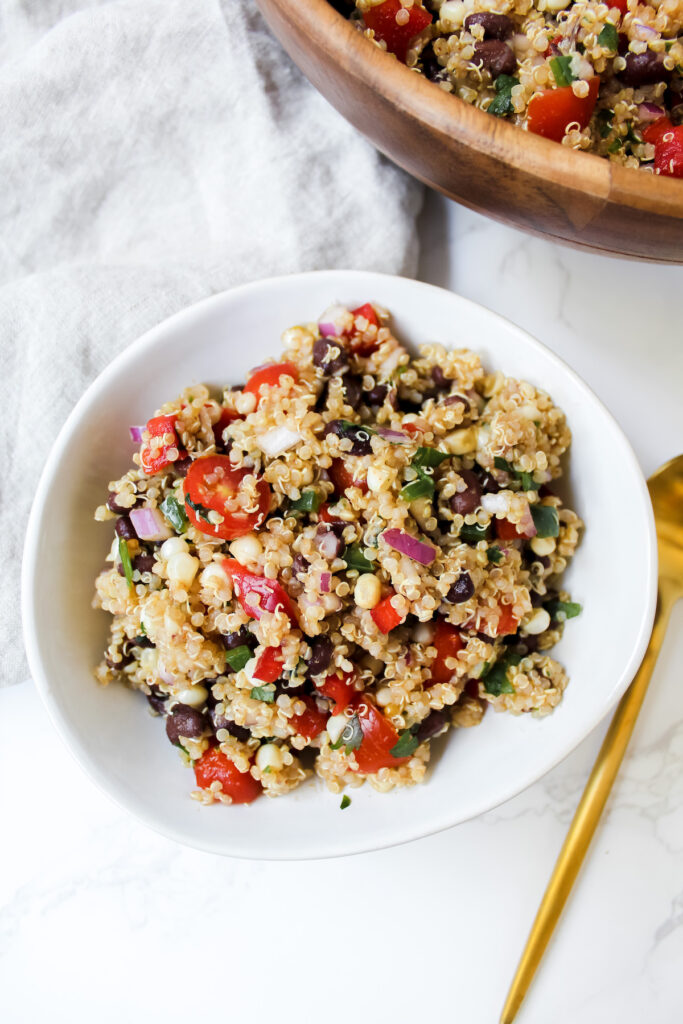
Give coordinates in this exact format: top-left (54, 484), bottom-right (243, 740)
top-left (3, 197), bottom-right (683, 1024)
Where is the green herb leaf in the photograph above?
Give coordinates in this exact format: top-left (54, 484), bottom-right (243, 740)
top-left (160, 494), bottom-right (189, 533)
top-left (597, 108), bottom-right (614, 138)
top-left (597, 23), bottom-right (618, 50)
top-left (517, 472), bottom-right (540, 491)
top-left (400, 473), bottom-right (435, 503)
top-left (390, 727), bottom-right (420, 758)
top-left (530, 505), bottom-right (560, 538)
top-left (608, 138), bottom-right (623, 153)
top-left (250, 684), bottom-right (276, 703)
top-left (118, 537), bottom-right (134, 590)
top-left (482, 653), bottom-right (522, 696)
top-left (545, 599), bottom-right (582, 621)
top-left (185, 495), bottom-right (213, 524)
top-left (342, 544), bottom-right (373, 574)
top-left (550, 55), bottom-right (575, 88)
top-left (330, 713), bottom-right (363, 753)
top-left (459, 522), bottom-right (491, 545)
top-left (488, 74), bottom-right (519, 118)
top-left (340, 794), bottom-right (351, 810)
top-left (494, 456), bottom-right (513, 473)
top-left (412, 446), bottom-right (449, 469)
top-left (138, 621), bottom-right (147, 636)
top-left (288, 489), bottom-right (322, 514)
top-left (487, 546), bottom-right (504, 564)
top-left (226, 645), bottom-right (252, 672)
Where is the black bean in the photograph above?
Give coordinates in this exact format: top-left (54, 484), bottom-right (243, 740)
top-left (620, 51), bottom-right (670, 88)
top-left (275, 677), bottom-right (309, 698)
top-left (133, 553), bottom-right (156, 574)
top-left (479, 471), bottom-right (500, 494)
top-left (420, 41), bottom-right (447, 82)
top-left (291, 554), bottom-right (309, 578)
top-left (313, 336), bottom-right (349, 375)
top-left (131, 634), bottom-right (154, 649)
top-left (530, 591), bottom-right (543, 607)
top-left (465, 12), bottom-right (513, 40)
top-left (115, 515), bottom-right (137, 540)
top-left (105, 652), bottom-right (132, 671)
top-left (431, 365), bottom-right (451, 392)
top-left (444, 394), bottom-right (470, 412)
top-left (107, 492), bottom-right (129, 514)
top-left (166, 704), bottom-right (207, 743)
top-left (146, 686), bottom-right (167, 715)
top-left (222, 625), bottom-right (256, 650)
top-left (341, 373), bottom-right (363, 408)
top-left (324, 420), bottom-right (373, 456)
top-left (473, 40), bottom-right (516, 77)
top-left (446, 572), bottom-right (475, 604)
top-left (327, 0), bottom-right (354, 13)
top-left (521, 635), bottom-right (539, 654)
top-left (306, 635), bottom-right (333, 677)
top-left (174, 456), bottom-right (193, 475)
top-left (209, 706), bottom-right (250, 742)
top-left (364, 382), bottom-right (388, 406)
top-left (416, 709), bottom-right (450, 743)
top-left (450, 470), bottom-right (483, 516)
top-left (618, 32), bottom-right (629, 56)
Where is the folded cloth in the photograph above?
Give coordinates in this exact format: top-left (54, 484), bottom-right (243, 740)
top-left (0, 0), bottom-right (423, 686)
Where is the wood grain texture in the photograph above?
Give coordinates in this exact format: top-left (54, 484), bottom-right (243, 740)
top-left (256, 0), bottom-right (683, 262)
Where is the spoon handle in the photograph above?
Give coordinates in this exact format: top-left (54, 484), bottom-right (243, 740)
top-left (500, 580), bottom-right (677, 1024)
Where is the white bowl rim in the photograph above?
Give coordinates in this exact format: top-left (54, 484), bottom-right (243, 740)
top-left (21, 270), bottom-right (658, 859)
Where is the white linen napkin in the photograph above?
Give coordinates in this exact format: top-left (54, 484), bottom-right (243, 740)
top-left (0, 0), bottom-right (423, 686)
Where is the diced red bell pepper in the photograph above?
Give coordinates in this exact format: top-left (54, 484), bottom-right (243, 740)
top-left (347, 303), bottom-right (382, 355)
top-left (348, 695), bottom-right (409, 773)
top-left (528, 77), bottom-right (600, 143)
top-left (644, 119), bottom-right (683, 179)
top-left (291, 696), bottom-right (329, 740)
top-left (194, 747), bottom-right (262, 804)
top-left (610, 0), bottom-right (628, 15)
top-left (363, 0), bottom-right (433, 63)
top-left (328, 457), bottom-right (368, 495)
top-left (318, 502), bottom-right (344, 524)
top-left (140, 414), bottom-right (181, 475)
top-left (317, 672), bottom-right (356, 713)
top-left (212, 406), bottom-right (242, 448)
top-left (252, 646), bottom-right (284, 684)
top-left (243, 362), bottom-right (299, 406)
top-left (370, 591), bottom-right (406, 633)
top-left (429, 619), bottom-right (464, 685)
top-left (351, 303), bottom-right (380, 328)
top-left (222, 559), bottom-right (298, 624)
top-left (493, 603), bottom-right (519, 637)
top-left (495, 517), bottom-right (536, 541)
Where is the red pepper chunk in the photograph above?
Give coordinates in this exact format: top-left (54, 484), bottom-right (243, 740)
top-left (610, 0), bottom-right (628, 15)
top-left (291, 696), bottom-right (329, 740)
top-left (495, 517), bottom-right (536, 541)
top-left (194, 747), bottom-right (262, 804)
top-left (223, 559), bottom-right (298, 624)
top-left (370, 591), bottom-right (405, 633)
top-left (252, 646), bottom-right (284, 684)
top-left (363, 0), bottom-right (433, 63)
top-left (243, 362), bottom-right (299, 406)
top-left (347, 302), bottom-right (382, 356)
top-left (328, 457), bottom-right (368, 496)
top-left (643, 119), bottom-right (683, 179)
top-left (527, 78), bottom-right (600, 143)
top-left (429, 619), bottom-right (464, 684)
top-left (317, 672), bottom-right (356, 713)
top-left (494, 603), bottom-right (519, 637)
top-left (351, 303), bottom-right (379, 328)
top-left (348, 695), bottom-right (409, 774)
top-left (140, 414), bottom-right (181, 475)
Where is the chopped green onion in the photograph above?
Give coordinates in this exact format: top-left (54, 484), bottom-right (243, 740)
top-left (118, 538), bottom-right (134, 590)
top-left (487, 546), bottom-right (503, 564)
top-left (226, 645), bottom-right (252, 672)
top-left (550, 55), bottom-right (575, 88)
top-left (482, 653), bottom-right (522, 696)
top-left (546, 599), bottom-right (582, 621)
top-left (459, 522), bottom-right (491, 545)
top-left (412, 447), bottom-right (449, 470)
top-left (400, 473), bottom-right (435, 502)
top-left (160, 494), bottom-right (188, 533)
top-left (343, 544), bottom-right (373, 574)
top-left (488, 74), bottom-right (519, 118)
top-left (288, 489), bottom-right (322, 514)
top-left (530, 505), bottom-right (560, 538)
top-left (340, 794), bottom-right (351, 810)
top-left (250, 684), bottom-right (276, 703)
top-left (597, 23), bottom-right (618, 50)
top-left (390, 727), bottom-right (420, 758)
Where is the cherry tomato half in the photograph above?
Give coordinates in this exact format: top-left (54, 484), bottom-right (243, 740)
top-left (183, 455), bottom-right (270, 541)
top-left (194, 747), bottom-right (262, 804)
top-left (363, 0), bottom-right (433, 63)
top-left (243, 362), bottom-right (299, 406)
top-left (140, 414), bottom-right (181, 475)
top-left (348, 695), bottom-right (409, 774)
top-left (222, 559), bottom-right (298, 624)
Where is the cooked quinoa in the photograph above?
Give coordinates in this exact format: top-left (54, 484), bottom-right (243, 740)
top-left (93, 300), bottom-right (583, 806)
top-left (332, 0), bottom-right (683, 175)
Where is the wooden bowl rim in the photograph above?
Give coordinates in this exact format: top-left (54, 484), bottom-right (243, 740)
top-left (270, 0), bottom-right (683, 218)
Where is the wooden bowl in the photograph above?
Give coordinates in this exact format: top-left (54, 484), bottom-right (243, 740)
top-left (256, 0), bottom-right (683, 262)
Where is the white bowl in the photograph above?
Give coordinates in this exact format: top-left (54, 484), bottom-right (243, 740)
top-left (22, 271), bottom-right (657, 859)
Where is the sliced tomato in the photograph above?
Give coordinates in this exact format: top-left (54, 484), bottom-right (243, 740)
top-left (495, 517), bottom-right (536, 541)
top-left (317, 672), bottom-right (356, 713)
top-left (527, 78), bottom-right (600, 143)
top-left (429, 619), bottom-right (464, 685)
top-left (194, 747), bottom-right (262, 804)
top-left (643, 117), bottom-right (672, 146)
top-left (328, 457), bottom-right (368, 495)
top-left (184, 455), bottom-right (270, 541)
top-left (253, 646), bottom-right (284, 684)
top-left (370, 591), bottom-right (405, 634)
top-left (291, 696), bottom-right (328, 740)
top-left (223, 559), bottom-right (298, 624)
top-left (348, 695), bottom-right (408, 774)
top-left (494, 603), bottom-right (519, 637)
top-left (212, 406), bottom-right (242, 448)
top-left (647, 121), bottom-right (683, 178)
top-left (363, 0), bottom-right (433, 63)
top-left (243, 362), bottom-right (299, 406)
top-left (318, 502), bottom-right (344, 524)
top-left (140, 414), bottom-right (181, 475)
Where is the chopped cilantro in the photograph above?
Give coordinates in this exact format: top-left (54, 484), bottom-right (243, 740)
top-left (597, 23), bottom-right (618, 50)
top-left (390, 727), bottom-right (420, 758)
top-left (343, 544), bottom-right (373, 574)
top-left (487, 546), bottom-right (504, 564)
top-left (330, 713), bottom-right (363, 753)
top-left (608, 138), bottom-right (623, 153)
top-left (597, 109), bottom-right (614, 139)
top-left (288, 489), bottom-right (322, 514)
top-left (412, 446), bottom-right (449, 470)
top-left (550, 55), bottom-right (575, 88)
top-left (488, 74), bottom-right (519, 118)
top-left (340, 794), bottom-right (351, 810)
top-left (460, 522), bottom-right (491, 545)
top-left (250, 684), bottom-right (276, 703)
top-left (546, 599), bottom-right (582, 621)
top-left (494, 457), bottom-right (513, 473)
top-left (482, 653), bottom-right (522, 696)
top-left (160, 494), bottom-right (188, 534)
top-left (185, 494), bottom-right (213, 524)
top-left (226, 645), bottom-right (252, 672)
top-left (494, 456), bottom-right (539, 490)
top-left (118, 537), bottom-right (134, 590)
top-left (530, 505), bottom-right (560, 538)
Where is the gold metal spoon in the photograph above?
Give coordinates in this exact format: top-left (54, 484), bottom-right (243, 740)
top-left (501, 454), bottom-right (683, 1024)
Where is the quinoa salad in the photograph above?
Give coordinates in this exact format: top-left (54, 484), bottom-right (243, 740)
top-left (332, 0), bottom-right (683, 176)
top-left (94, 301), bottom-right (582, 807)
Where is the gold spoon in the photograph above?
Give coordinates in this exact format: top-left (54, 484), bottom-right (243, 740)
top-left (501, 454), bottom-right (683, 1024)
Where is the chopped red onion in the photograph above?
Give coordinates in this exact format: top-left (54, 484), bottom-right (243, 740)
top-left (638, 102), bottom-right (665, 123)
top-left (320, 572), bottom-right (331, 593)
top-left (518, 502), bottom-right (537, 538)
top-left (129, 425), bottom-right (145, 443)
top-left (130, 507), bottom-right (172, 542)
top-left (382, 528), bottom-right (436, 566)
top-left (317, 529), bottom-right (342, 560)
top-left (318, 304), bottom-right (352, 338)
top-left (375, 426), bottom-right (411, 443)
